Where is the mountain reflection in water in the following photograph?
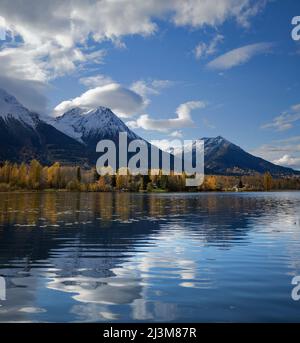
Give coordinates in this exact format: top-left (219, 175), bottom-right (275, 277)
top-left (0, 192), bottom-right (300, 322)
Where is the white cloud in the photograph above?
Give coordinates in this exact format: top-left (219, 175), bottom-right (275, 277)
top-left (236, 0), bottom-right (269, 28)
top-left (0, 42), bottom-right (105, 112)
top-left (170, 130), bottom-right (183, 138)
top-left (53, 83), bottom-right (144, 117)
top-left (131, 79), bottom-right (174, 105)
top-left (128, 101), bottom-right (205, 132)
top-left (0, 45), bottom-right (48, 82)
top-left (171, 0), bottom-right (263, 28)
top-left (150, 139), bottom-right (183, 153)
top-left (151, 79), bottom-right (174, 89)
top-left (291, 104), bottom-right (300, 112)
top-left (272, 155), bottom-right (300, 169)
top-left (0, 0), bottom-right (268, 111)
top-left (0, 41), bottom-right (105, 83)
top-left (261, 104), bottom-right (300, 131)
top-left (251, 136), bottom-right (300, 170)
top-left (0, 1), bottom-right (265, 42)
top-left (0, 16), bottom-right (6, 40)
top-left (274, 136), bottom-right (300, 144)
top-left (0, 76), bottom-right (48, 113)
top-left (126, 120), bottom-right (139, 130)
top-left (80, 74), bottom-right (114, 87)
top-left (0, 0), bottom-right (267, 81)
top-left (194, 34), bottom-right (224, 60)
top-left (207, 42), bottom-right (273, 70)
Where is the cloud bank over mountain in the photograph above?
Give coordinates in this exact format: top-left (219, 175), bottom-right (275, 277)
top-left (54, 84), bottom-right (145, 118)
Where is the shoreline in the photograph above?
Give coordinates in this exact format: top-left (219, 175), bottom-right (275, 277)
top-left (1, 189), bottom-right (300, 194)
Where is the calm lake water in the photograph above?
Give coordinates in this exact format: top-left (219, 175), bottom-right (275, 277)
top-left (0, 191), bottom-right (300, 322)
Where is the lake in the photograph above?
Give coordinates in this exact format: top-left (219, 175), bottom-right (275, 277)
top-left (0, 191), bottom-right (300, 322)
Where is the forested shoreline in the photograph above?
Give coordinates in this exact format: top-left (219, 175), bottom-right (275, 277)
top-left (0, 160), bottom-right (300, 192)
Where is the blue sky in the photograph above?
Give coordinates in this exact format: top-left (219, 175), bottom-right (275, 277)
top-left (0, 0), bottom-right (300, 168)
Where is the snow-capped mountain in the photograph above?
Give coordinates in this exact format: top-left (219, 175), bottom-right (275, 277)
top-left (51, 106), bottom-right (139, 146)
top-left (0, 89), bottom-right (88, 164)
top-left (174, 135), bottom-right (299, 176)
top-left (0, 88), bottom-right (299, 176)
top-left (0, 88), bottom-right (38, 128)
top-left (202, 136), bottom-right (298, 176)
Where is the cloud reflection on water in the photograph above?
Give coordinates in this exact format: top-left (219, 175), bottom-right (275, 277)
top-left (0, 192), bottom-right (300, 322)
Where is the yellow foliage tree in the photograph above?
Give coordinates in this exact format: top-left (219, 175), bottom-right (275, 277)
top-left (29, 160), bottom-right (42, 189)
top-left (263, 172), bottom-right (273, 191)
top-left (206, 176), bottom-right (217, 191)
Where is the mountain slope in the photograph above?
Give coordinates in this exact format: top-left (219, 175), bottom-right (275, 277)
top-left (0, 88), bottom-right (299, 176)
top-left (50, 106), bottom-right (143, 165)
top-left (0, 89), bottom-right (89, 165)
top-left (52, 107), bottom-right (139, 146)
top-left (0, 88), bottom-right (37, 128)
top-left (202, 136), bottom-right (299, 176)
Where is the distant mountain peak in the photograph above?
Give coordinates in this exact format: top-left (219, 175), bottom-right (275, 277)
top-left (0, 88), bottom-right (299, 176)
top-left (202, 135), bottom-right (229, 144)
top-left (58, 107), bottom-right (85, 118)
top-left (215, 135), bottom-right (229, 142)
top-left (0, 88), bottom-right (89, 165)
top-left (86, 106), bottom-right (112, 114)
top-left (202, 135), bottom-right (298, 176)
top-left (0, 88), bottom-right (38, 127)
top-left (58, 106), bottom-right (114, 119)
top-left (52, 106), bottom-right (139, 145)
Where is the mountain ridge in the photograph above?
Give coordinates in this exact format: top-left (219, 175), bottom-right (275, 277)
top-left (0, 89), bottom-right (89, 165)
top-left (201, 136), bottom-right (299, 176)
top-left (50, 106), bottom-right (140, 146)
top-left (0, 88), bottom-right (299, 177)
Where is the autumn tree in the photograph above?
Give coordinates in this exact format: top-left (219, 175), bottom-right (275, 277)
top-left (116, 168), bottom-right (130, 190)
top-left (10, 163), bottom-right (19, 186)
top-left (2, 161), bottom-right (11, 184)
top-left (205, 176), bottom-right (217, 191)
top-left (47, 162), bottom-right (61, 188)
top-left (19, 162), bottom-right (28, 188)
top-left (28, 160), bottom-right (42, 189)
top-left (98, 175), bottom-right (112, 191)
top-left (263, 172), bottom-right (273, 191)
